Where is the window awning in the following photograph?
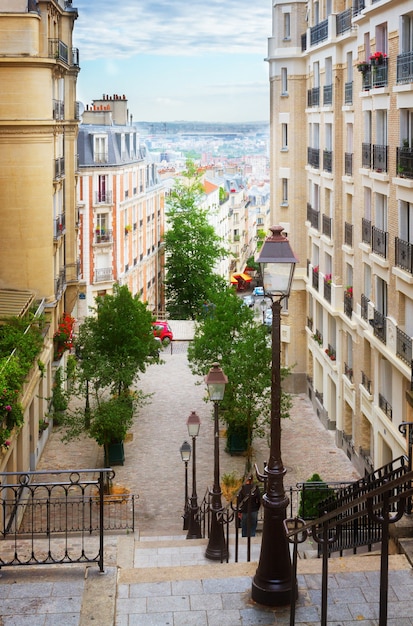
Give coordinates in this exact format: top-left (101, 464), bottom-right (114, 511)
top-left (237, 273), bottom-right (252, 282)
top-left (230, 275), bottom-right (239, 284)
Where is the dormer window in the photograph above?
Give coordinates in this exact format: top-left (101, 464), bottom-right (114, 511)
top-left (94, 134), bottom-right (108, 163)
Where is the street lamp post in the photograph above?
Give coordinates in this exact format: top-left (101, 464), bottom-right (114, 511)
top-left (186, 411), bottom-right (202, 539)
top-left (180, 440), bottom-right (191, 531)
top-left (204, 363), bottom-right (228, 560)
top-left (260, 297), bottom-right (270, 324)
top-left (251, 226), bottom-right (298, 606)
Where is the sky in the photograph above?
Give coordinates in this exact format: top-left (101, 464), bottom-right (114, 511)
top-left (72, 0), bottom-right (271, 123)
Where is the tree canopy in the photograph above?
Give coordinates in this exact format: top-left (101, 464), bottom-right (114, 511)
top-left (164, 160), bottom-right (227, 319)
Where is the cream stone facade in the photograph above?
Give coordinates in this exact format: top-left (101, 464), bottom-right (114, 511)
top-left (76, 95), bottom-right (165, 317)
top-left (269, 0), bottom-right (413, 472)
top-left (0, 0), bottom-right (80, 471)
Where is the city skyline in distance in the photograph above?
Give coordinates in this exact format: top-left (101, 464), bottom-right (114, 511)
top-left (73, 0), bottom-right (270, 123)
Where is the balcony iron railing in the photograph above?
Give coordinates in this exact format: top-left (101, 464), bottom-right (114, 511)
top-left (307, 147), bottom-right (320, 169)
top-left (344, 292), bottom-right (353, 318)
top-left (323, 84), bottom-right (333, 105)
top-left (307, 204), bottom-right (320, 230)
top-left (373, 309), bottom-right (386, 343)
top-left (362, 143), bottom-right (372, 168)
top-left (397, 147), bottom-right (413, 179)
top-left (49, 39), bottom-right (69, 64)
top-left (353, 0), bottom-right (365, 16)
top-left (322, 214), bottom-right (332, 238)
top-left (371, 58), bottom-right (388, 88)
top-left (378, 393), bottom-right (392, 420)
top-left (307, 317), bottom-right (313, 332)
top-left (344, 362), bottom-right (354, 383)
top-left (362, 69), bottom-right (372, 91)
top-left (397, 50), bottom-right (413, 84)
top-left (372, 144), bottom-right (388, 172)
top-left (336, 8), bottom-right (352, 35)
top-left (94, 191), bottom-right (113, 204)
top-left (361, 371), bottom-right (372, 394)
top-left (344, 81), bottom-right (353, 105)
top-left (344, 153), bottom-right (353, 176)
top-left (54, 157), bottom-right (65, 179)
top-left (310, 19), bottom-right (328, 46)
top-left (324, 279), bottom-right (331, 304)
top-left (344, 222), bottom-right (353, 247)
top-left (396, 327), bottom-right (412, 366)
top-left (307, 87), bottom-right (320, 107)
top-left (94, 268), bottom-right (113, 283)
top-left (361, 294), bottom-right (369, 321)
top-left (54, 213), bottom-right (66, 239)
top-left (395, 237), bottom-right (413, 274)
top-left (53, 100), bottom-right (64, 120)
top-left (362, 218), bottom-right (372, 245)
top-left (372, 226), bottom-right (388, 258)
top-left (323, 150), bottom-right (333, 173)
top-left (312, 269), bottom-right (319, 291)
top-left (95, 230), bottom-right (113, 244)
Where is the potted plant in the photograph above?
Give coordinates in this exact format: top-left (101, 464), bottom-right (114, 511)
top-left (89, 394), bottom-right (135, 467)
top-left (369, 51), bottom-right (387, 66)
top-left (357, 61), bottom-right (370, 73)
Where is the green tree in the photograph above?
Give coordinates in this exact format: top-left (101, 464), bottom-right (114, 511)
top-left (188, 288), bottom-right (292, 472)
top-left (164, 160), bottom-right (227, 319)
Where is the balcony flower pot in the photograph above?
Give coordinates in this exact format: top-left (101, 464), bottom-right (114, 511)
top-left (357, 62), bottom-right (369, 73)
top-left (369, 52), bottom-right (386, 67)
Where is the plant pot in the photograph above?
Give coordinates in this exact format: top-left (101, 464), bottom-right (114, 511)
top-left (226, 426), bottom-right (248, 455)
top-left (105, 441), bottom-right (125, 466)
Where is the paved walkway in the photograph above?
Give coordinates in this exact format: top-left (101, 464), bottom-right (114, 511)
top-left (1, 340), bottom-right (412, 625)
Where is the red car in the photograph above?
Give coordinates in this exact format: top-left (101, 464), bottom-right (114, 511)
top-left (152, 321), bottom-right (173, 345)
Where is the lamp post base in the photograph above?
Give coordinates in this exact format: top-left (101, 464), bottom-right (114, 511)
top-left (205, 512), bottom-right (228, 560)
top-left (251, 575), bottom-right (294, 607)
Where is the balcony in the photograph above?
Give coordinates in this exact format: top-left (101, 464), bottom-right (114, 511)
top-left (307, 87), bottom-right (320, 107)
top-left (361, 218), bottom-right (372, 245)
top-left (95, 229), bottom-right (113, 244)
top-left (371, 59), bottom-right (388, 88)
top-left (362, 69), bottom-right (372, 91)
top-left (307, 203), bottom-right (320, 230)
top-left (71, 47), bottom-right (80, 68)
top-left (307, 147), bottom-right (320, 169)
top-left (322, 214), bottom-right (332, 238)
top-left (378, 393), bottom-right (392, 421)
top-left (361, 371), bottom-right (372, 394)
top-left (372, 144), bottom-right (388, 173)
top-left (323, 84), bottom-right (333, 106)
top-left (344, 153), bottom-right (353, 176)
top-left (307, 317), bottom-right (313, 332)
top-left (362, 143), bottom-right (371, 168)
top-left (94, 191), bottom-right (113, 204)
top-left (323, 278), bottom-right (331, 303)
top-left (344, 362), bottom-right (353, 383)
top-left (396, 327), bottom-right (412, 366)
top-left (396, 147), bottom-right (413, 179)
top-left (361, 294), bottom-right (369, 321)
top-left (371, 225), bottom-right (388, 258)
top-left (312, 269), bottom-right (319, 291)
top-left (94, 268), bottom-right (113, 283)
top-left (353, 0), bottom-right (365, 16)
top-left (94, 152), bottom-right (108, 164)
top-left (336, 8), bottom-right (352, 35)
top-left (395, 237), bottom-right (413, 274)
top-left (53, 100), bottom-right (64, 120)
top-left (397, 50), bottom-right (413, 84)
top-left (344, 81), bottom-right (353, 105)
top-left (373, 309), bottom-right (386, 343)
top-left (54, 213), bottom-right (65, 239)
top-left (54, 157), bottom-right (65, 179)
top-left (48, 39), bottom-right (69, 64)
top-left (323, 150), bottom-right (333, 173)
top-left (344, 222), bottom-right (353, 247)
top-left (344, 291), bottom-right (353, 319)
top-left (326, 344), bottom-right (336, 360)
top-left (310, 19), bottom-right (328, 46)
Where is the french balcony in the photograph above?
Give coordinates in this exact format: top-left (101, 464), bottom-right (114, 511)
top-left (54, 213), bottom-right (65, 239)
top-left (310, 19), bottom-right (328, 46)
top-left (54, 157), bottom-right (65, 179)
top-left (323, 278), bottom-right (331, 304)
top-left (362, 69), bottom-right (372, 91)
top-left (307, 317), bottom-right (313, 332)
top-left (395, 237), bottom-right (413, 274)
top-left (326, 343), bottom-right (336, 360)
top-left (94, 268), bottom-right (113, 283)
top-left (361, 218), bottom-right (372, 245)
top-left (372, 144), bottom-right (388, 173)
top-left (323, 150), bottom-right (333, 173)
top-left (307, 147), bottom-right (320, 169)
top-left (95, 229), bottom-right (113, 244)
top-left (48, 39), bottom-right (69, 64)
top-left (71, 47), bottom-right (80, 68)
top-left (353, 0), bottom-right (365, 17)
top-left (397, 50), bottom-right (413, 84)
top-left (313, 329), bottom-right (323, 346)
top-left (323, 84), bottom-right (333, 106)
top-left (396, 327), bottom-right (412, 366)
top-left (373, 309), bottom-right (386, 343)
top-left (361, 294), bottom-right (369, 321)
top-left (371, 225), bottom-right (388, 258)
top-left (307, 203), bottom-right (320, 230)
top-left (371, 58), bottom-right (388, 88)
top-left (362, 143), bottom-right (371, 168)
top-left (344, 222), bottom-right (353, 247)
top-left (336, 8), bottom-right (352, 35)
top-left (94, 191), bottom-right (113, 204)
top-left (361, 371), bottom-right (372, 394)
top-left (307, 87), bottom-right (320, 107)
top-left (344, 81), bottom-right (353, 105)
top-left (344, 291), bottom-right (353, 318)
top-left (312, 269), bottom-right (319, 291)
top-left (396, 147), bottom-right (413, 179)
top-left (344, 362), bottom-right (353, 383)
top-left (378, 393), bottom-right (392, 421)
top-left (322, 214), bottom-right (332, 238)
top-left (53, 100), bottom-right (64, 120)
top-left (344, 153), bottom-right (353, 176)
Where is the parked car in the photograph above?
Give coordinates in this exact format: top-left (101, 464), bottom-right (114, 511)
top-left (253, 286), bottom-right (264, 297)
top-left (264, 308), bottom-right (272, 331)
top-left (152, 321), bottom-right (173, 345)
top-left (243, 294), bottom-right (255, 308)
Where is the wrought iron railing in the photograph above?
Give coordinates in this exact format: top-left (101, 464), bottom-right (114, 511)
top-left (397, 50), bottom-right (413, 84)
top-left (95, 229), bottom-right (113, 244)
top-left (307, 147), bottom-right (320, 169)
top-left (324, 280), bottom-right (331, 303)
top-left (373, 308), bottom-right (386, 343)
top-left (361, 294), bottom-right (370, 321)
top-left (94, 191), bottom-right (113, 204)
top-left (344, 362), bottom-right (353, 382)
top-left (323, 150), bottom-right (333, 173)
top-left (395, 237), bottom-right (413, 273)
top-left (344, 292), bottom-right (353, 318)
top-left (361, 370), bottom-right (372, 394)
top-left (94, 267), bottom-right (113, 283)
top-left (307, 87), bottom-right (320, 107)
top-left (362, 142), bottom-right (372, 168)
top-left (397, 147), bottom-right (413, 179)
top-left (307, 203), bottom-right (320, 229)
top-left (396, 327), bottom-right (412, 365)
top-left (372, 225), bottom-right (387, 258)
top-left (362, 69), bottom-right (372, 91)
top-left (344, 81), bottom-right (353, 105)
top-left (344, 221), bottom-right (353, 246)
top-left (312, 269), bottom-right (319, 290)
top-left (372, 144), bottom-right (388, 172)
top-left (310, 19), bottom-right (328, 46)
top-left (361, 218), bottom-right (372, 245)
top-left (371, 58), bottom-right (388, 88)
top-left (336, 8), bottom-right (352, 35)
top-left (323, 84), bottom-right (333, 105)
top-left (322, 214), bottom-right (332, 238)
top-left (378, 393), bottom-right (392, 420)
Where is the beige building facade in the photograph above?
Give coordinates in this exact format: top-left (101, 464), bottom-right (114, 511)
top-left (269, 0), bottom-right (413, 472)
top-left (0, 0), bottom-right (80, 471)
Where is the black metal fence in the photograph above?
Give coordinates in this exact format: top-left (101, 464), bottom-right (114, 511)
top-left (0, 469), bottom-right (135, 570)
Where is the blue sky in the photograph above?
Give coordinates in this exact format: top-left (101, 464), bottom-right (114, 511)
top-left (72, 0), bottom-right (270, 123)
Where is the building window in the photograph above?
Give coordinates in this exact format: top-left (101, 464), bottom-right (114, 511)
top-left (94, 135), bottom-right (108, 163)
top-left (282, 123), bottom-right (288, 150)
top-left (281, 179), bottom-right (288, 205)
top-left (283, 12), bottom-right (291, 39)
top-left (281, 67), bottom-right (288, 95)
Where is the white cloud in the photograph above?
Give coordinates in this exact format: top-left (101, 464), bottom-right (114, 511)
top-left (73, 0), bottom-right (270, 60)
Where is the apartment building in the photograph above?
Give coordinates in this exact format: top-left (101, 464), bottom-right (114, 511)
top-left (0, 0), bottom-right (80, 471)
top-left (76, 95), bottom-right (165, 316)
top-left (269, 0), bottom-right (413, 472)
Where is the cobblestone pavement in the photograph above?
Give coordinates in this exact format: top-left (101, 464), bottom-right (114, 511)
top-left (38, 341), bottom-right (360, 536)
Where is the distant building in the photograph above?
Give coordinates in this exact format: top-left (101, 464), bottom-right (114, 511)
top-left (0, 0), bottom-right (80, 471)
top-left (77, 95), bottom-right (165, 316)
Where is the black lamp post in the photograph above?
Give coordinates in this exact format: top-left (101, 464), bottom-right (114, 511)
top-left (186, 411), bottom-right (202, 539)
top-left (251, 225), bottom-right (298, 606)
top-left (180, 440), bottom-right (191, 530)
top-left (260, 297), bottom-right (270, 324)
top-left (204, 363), bottom-right (228, 560)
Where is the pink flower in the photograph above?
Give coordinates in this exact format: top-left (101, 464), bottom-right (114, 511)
top-left (4, 440), bottom-right (10, 448)
top-left (5, 405), bottom-right (11, 412)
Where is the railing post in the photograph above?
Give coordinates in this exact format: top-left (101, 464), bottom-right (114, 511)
top-left (98, 470), bottom-right (105, 572)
